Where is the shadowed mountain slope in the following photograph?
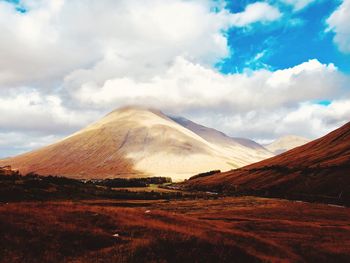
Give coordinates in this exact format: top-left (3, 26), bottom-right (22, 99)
top-left (184, 121), bottom-right (350, 205)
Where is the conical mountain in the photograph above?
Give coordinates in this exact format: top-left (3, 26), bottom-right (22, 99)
top-left (0, 106), bottom-right (272, 180)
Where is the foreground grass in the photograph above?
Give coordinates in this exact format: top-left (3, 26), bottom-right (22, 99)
top-left (1, 197), bottom-right (350, 262)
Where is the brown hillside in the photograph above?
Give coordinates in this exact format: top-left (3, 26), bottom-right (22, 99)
top-left (184, 122), bottom-right (350, 205)
top-left (0, 128), bottom-right (135, 179)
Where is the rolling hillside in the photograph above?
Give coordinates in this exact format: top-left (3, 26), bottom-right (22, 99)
top-left (184, 121), bottom-right (350, 205)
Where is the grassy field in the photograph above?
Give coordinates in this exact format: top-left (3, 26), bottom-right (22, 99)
top-left (112, 184), bottom-right (180, 193)
top-left (1, 197), bottom-right (350, 262)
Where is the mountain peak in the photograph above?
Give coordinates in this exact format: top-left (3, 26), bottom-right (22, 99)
top-left (102, 105), bottom-right (172, 124)
top-left (109, 105), bottom-right (165, 116)
top-left (77, 105), bottom-right (171, 134)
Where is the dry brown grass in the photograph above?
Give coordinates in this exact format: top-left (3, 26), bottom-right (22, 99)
top-left (1, 197), bottom-right (350, 262)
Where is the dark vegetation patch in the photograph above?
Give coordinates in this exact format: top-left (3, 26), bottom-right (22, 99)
top-left (188, 170), bottom-right (221, 181)
top-left (0, 172), bottom-right (216, 202)
top-left (90, 176), bottom-right (172, 187)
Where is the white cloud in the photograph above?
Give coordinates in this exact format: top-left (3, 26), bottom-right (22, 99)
top-left (280, 0), bottom-right (318, 11)
top-left (0, 0), bottom-right (230, 87)
top-left (201, 99), bottom-right (350, 142)
top-left (327, 0), bottom-right (350, 53)
top-left (229, 2), bottom-right (282, 27)
top-left (69, 57), bottom-right (346, 113)
top-left (0, 0), bottom-right (283, 88)
top-left (0, 88), bottom-right (99, 134)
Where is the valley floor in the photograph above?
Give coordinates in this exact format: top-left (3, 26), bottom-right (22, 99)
top-left (1, 196), bottom-right (350, 262)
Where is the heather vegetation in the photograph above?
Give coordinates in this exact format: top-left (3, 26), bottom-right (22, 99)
top-left (1, 197), bottom-right (350, 262)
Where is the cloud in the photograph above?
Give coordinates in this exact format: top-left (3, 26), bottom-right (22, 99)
top-left (199, 99), bottom-right (350, 143)
top-left (229, 2), bottom-right (282, 27)
top-left (0, 0), bottom-right (284, 88)
top-left (0, 87), bottom-right (99, 134)
top-left (68, 57), bottom-right (346, 112)
top-left (0, 0), bottom-right (230, 87)
top-left (279, 0), bottom-right (318, 11)
top-left (327, 0), bottom-right (350, 53)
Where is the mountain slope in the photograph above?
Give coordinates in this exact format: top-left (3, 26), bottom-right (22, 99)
top-left (170, 116), bottom-right (267, 150)
top-left (170, 116), bottom-right (273, 164)
top-left (265, 135), bottom-right (310, 155)
top-left (184, 121), bottom-right (350, 205)
top-left (0, 106), bottom-right (272, 180)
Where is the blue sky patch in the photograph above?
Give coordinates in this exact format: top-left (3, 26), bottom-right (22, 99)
top-left (217, 0), bottom-right (350, 74)
top-left (316, 100), bottom-right (332, 106)
top-left (3, 0), bottom-right (26, 13)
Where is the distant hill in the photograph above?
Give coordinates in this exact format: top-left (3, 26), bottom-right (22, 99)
top-left (265, 135), bottom-right (310, 154)
top-left (0, 106), bottom-right (272, 181)
top-left (183, 121), bottom-right (350, 205)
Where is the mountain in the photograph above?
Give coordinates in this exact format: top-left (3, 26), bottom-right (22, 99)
top-left (183, 121), bottom-right (350, 205)
top-left (170, 116), bottom-right (272, 162)
top-left (265, 135), bottom-right (310, 155)
top-left (0, 106), bottom-right (272, 181)
top-left (170, 116), bottom-right (266, 150)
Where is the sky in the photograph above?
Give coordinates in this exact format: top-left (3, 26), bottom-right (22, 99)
top-left (0, 0), bottom-right (350, 157)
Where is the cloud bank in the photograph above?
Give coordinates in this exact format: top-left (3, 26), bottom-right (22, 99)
top-left (0, 0), bottom-right (349, 157)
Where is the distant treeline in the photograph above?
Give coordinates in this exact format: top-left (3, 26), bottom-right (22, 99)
top-left (0, 173), bottom-right (191, 202)
top-left (0, 166), bottom-right (19, 177)
top-left (89, 177), bottom-right (172, 188)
